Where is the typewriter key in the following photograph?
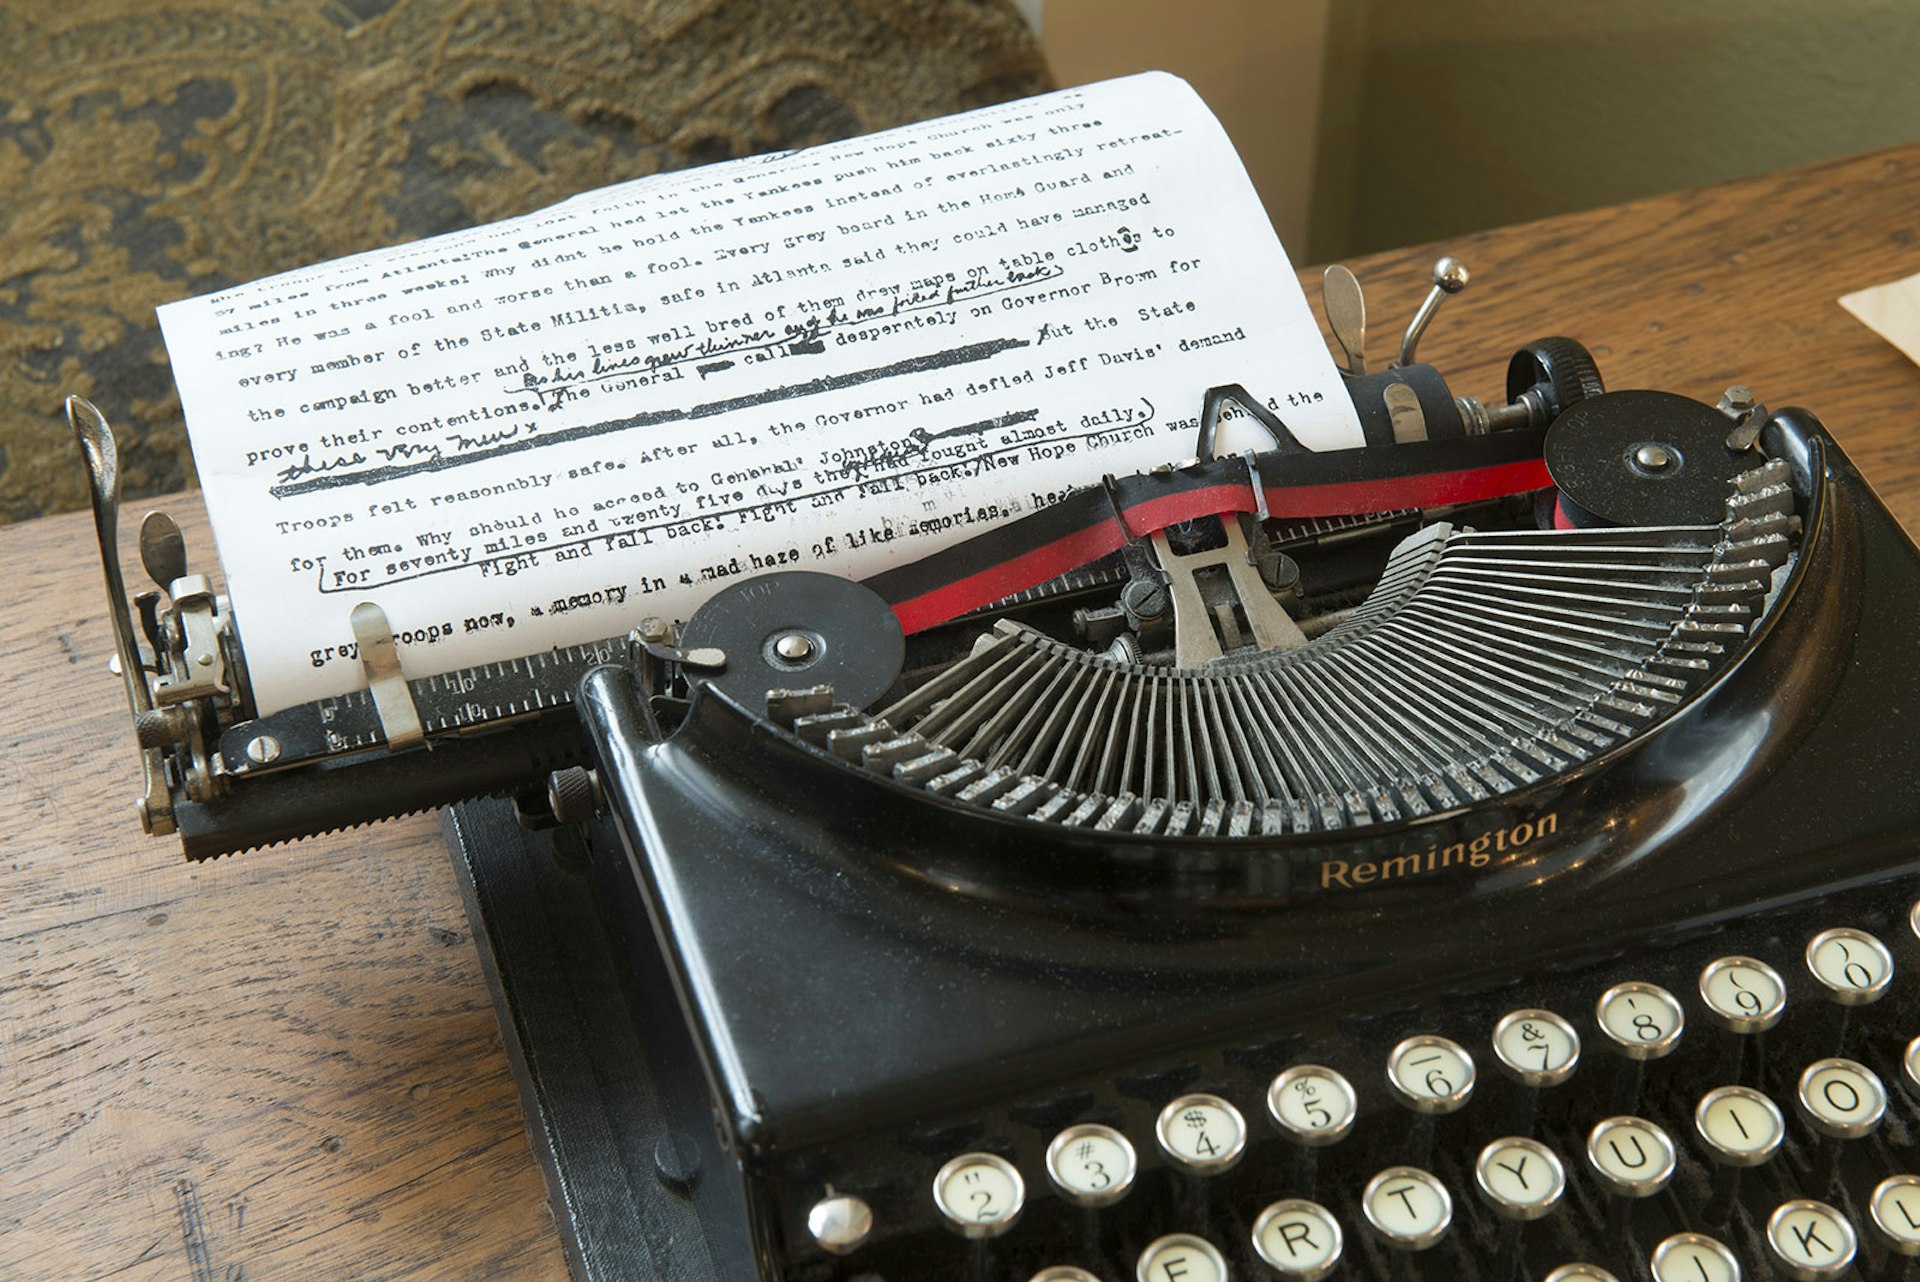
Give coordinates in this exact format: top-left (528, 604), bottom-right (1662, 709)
top-left (1136, 1233), bottom-right (1228, 1282)
top-left (1385, 1034), bottom-right (1475, 1114)
top-left (1474, 1136), bottom-right (1566, 1220)
top-left (1650, 1233), bottom-right (1741, 1282)
top-left (1804, 927), bottom-right (1893, 1005)
top-left (1266, 1065), bottom-right (1357, 1146)
top-left (1155, 1093), bottom-right (1246, 1175)
top-left (1694, 1085), bottom-right (1785, 1167)
top-left (1595, 982), bottom-right (1685, 1060)
top-left (1765, 1199), bottom-right (1856, 1281)
top-left (806, 1192), bottom-right (874, 1255)
top-left (1545, 1267), bottom-right (1621, 1282)
top-left (932, 1152), bottom-right (1025, 1238)
top-left (1360, 1165), bottom-right (1453, 1251)
top-left (1585, 1116), bottom-right (1676, 1198)
top-left (1910, 898), bottom-right (1919, 944)
top-left (1869, 1175), bottom-right (1920, 1257)
top-left (1044, 1122), bottom-right (1136, 1208)
top-left (1251, 1198), bottom-right (1342, 1281)
top-left (1698, 956), bottom-right (1786, 1033)
top-left (1795, 1057), bottom-right (1886, 1138)
top-left (1492, 1008), bottom-right (1580, 1087)
top-left (1029, 1268), bottom-right (1102, 1282)
top-left (1906, 1035), bottom-right (1920, 1096)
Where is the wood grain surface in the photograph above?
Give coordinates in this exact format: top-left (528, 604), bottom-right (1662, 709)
top-left (4, 143), bottom-right (1919, 1281)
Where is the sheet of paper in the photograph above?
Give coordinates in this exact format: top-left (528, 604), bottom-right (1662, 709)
top-left (1840, 269), bottom-right (1920, 368)
top-left (158, 72), bottom-right (1362, 716)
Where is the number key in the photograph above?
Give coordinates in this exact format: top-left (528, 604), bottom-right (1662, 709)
top-left (1698, 956), bottom-right (1786, 1033)
top-left (1387, 1035), bottom-right (1475, 1114)
top-left (1044, 1122), bottom-right (1136, 1208)
top-left (1267, 1064), bottom-right (1357, 1146)
top-left (1492, 1008), bottom-right (1580, 1087)
top-left (1596, 982), bottom-right (1684, 1060)
top-left (932, 1152), bottom-right (1024, 1238)
top-left (1805, 927), bottom-right (1892, 1005)
top-left (1155, 1093), bottom-right (1246, 1175)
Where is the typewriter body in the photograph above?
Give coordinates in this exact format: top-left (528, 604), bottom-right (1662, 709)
top-left (75, 256), bottom-right (1920, 1282)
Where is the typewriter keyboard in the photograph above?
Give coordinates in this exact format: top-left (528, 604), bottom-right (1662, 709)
top-left (813, 884), bottom-right (1920, 1281)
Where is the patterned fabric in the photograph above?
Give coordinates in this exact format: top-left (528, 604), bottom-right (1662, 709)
top-left (0, 0), bottom-right (1050, 521)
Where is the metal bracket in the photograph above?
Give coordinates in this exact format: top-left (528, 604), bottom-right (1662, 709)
top-left (152, 574), bottom-right (228, 705)
top-left (1149, 520), bottom-right (1306, 667)
top-left (1195, 384), bottom-right (1309, 461)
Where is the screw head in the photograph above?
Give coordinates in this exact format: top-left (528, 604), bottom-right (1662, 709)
top-left (774, 632), bottom-right (816, 661)
top-left (1633, 443), bottom-right (1675, 472)
top-left (652, 1131), bottom-right (701, 1192)
top-left (245, 735), bottom-right (282, 765)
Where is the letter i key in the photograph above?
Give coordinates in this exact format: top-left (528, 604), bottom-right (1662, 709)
top-left (1693, 1085), bottom-right (1785, 1226)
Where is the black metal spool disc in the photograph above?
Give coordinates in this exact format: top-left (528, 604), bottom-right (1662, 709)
top-left (1544, 389), bottom-right (1750, 526)
top-left (679, 570), bottom-right (905, 711)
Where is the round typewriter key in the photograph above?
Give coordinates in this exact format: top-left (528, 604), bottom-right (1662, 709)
top-left (1492, 1008), bottom-right (1580, 1087)
top-left (1651, 1233), bottom-right (1741, 1282)
top-left (932, 1152), bottom-right (1024, 1238)
top-left (1698, 956), bottom-right (1786, 1033)
top-left (1267, 1064), bottom-right (1357, 1146)
top-left (1044, 1122), bottom-right (1136, 1208)
top-left (1585, 1116), bottom-right (1676, 1197)
top-left (1795, 1057), bottom-right (1885, 1138)
top-left (1385, 1034), bottom-right (1475, 1114)
top-left (1136, 1233), bottom-right (1228, 1282)
top-left (1155, 1093), bottom-right (1246, 1175)
top-left (806, 1192), bottom-right (873, 1255)
top-left (1870, 1175), bottom-right (1920, 1256)
top-left (1693, 1085), bottom-right (1785, 1166)
top-left (1545, 1266), bottom-right (1621, 1282)
top-left (1766, 1199), bottom-right (1856, 1281)
top-left (1030, 1268), bottom-right (1102, 1282)
top-left (1474, 1136), bottom-right (1566, 1220)
top-left (1910, 897), bottom-right (1919, 943)
top-left (1361, 1165), bottom-right (1452, 1250)
top-left (1596, 982), bottom-right (1685, 1060)
top-left (1804, 926), bottom-right (1893, 1005)
top-left (1251, 1198), bottom-right (1342, 1281)
top-left (1908, 1035), bottom-right (1920, 1096)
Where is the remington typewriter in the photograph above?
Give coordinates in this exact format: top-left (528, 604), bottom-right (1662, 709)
top-left (73, 253), bottom-right (1920, 1282)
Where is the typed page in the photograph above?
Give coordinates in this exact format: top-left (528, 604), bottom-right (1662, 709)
top-left (158, 72), bottom-right (1362, 715)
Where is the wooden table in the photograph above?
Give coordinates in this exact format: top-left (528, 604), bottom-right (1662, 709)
top-left (6, 143), bottom-right (1919, 1281)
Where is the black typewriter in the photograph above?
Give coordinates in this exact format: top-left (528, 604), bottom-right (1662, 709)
top-left (73, 259), bottom-right (1920, 1282)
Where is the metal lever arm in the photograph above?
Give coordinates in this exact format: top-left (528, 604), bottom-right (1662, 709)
top-left (67, 395), bottom-right (176, 834)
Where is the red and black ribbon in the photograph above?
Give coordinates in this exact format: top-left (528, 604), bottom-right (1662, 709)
top-left (866, 427), bottom-right (1553, 634)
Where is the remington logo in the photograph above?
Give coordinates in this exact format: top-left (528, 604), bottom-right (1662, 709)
top-left (1320, 813), bottom-right (1558, 890)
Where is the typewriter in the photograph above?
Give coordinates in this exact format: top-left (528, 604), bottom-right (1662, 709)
top-left (73, 254), bottom-right (1920, 1282)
